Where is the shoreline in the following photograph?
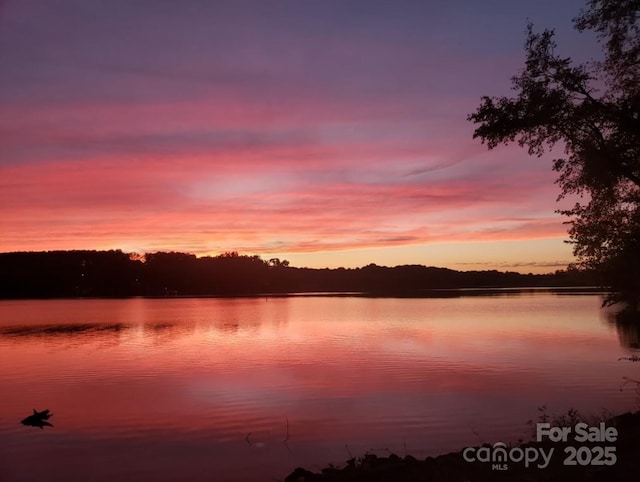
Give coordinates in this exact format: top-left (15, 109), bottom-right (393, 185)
top-left (284, 411), bottom-right (640, 481)
top-left (0, 285), bottom-right (607, 301)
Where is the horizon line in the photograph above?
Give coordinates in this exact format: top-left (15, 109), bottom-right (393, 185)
top-left (0, 248), bottom-right (577, 276)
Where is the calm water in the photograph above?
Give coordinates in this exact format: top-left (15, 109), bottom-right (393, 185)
top-left (1, 291), bottom-right (638, 481)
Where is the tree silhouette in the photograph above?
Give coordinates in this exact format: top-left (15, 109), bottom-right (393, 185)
top-left (0, 250), bottom-right (596, 298)
top-left (268, 258), bottom-right (290, 267)
top-left (468, 0), bottom-right (640, 312)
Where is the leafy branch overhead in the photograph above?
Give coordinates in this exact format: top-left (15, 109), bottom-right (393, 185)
top-left (468, 0), bottom-right (640, 311)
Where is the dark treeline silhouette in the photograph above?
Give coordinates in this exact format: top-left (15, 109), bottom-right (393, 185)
top-left (0, 250), bottom-right (596, 299)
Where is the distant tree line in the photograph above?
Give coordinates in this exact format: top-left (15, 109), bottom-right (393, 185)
top-left (0, 250), bottom-right (596, 299)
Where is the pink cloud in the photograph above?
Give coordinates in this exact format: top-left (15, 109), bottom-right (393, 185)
top-left (0, 0), bottom-right (580, 267)
top-left (0, 138), bottom-right (568, 258)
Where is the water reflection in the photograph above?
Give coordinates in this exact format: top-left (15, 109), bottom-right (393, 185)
top-left (1, 323), bottom-right (130, 339)
top-left (0, 319), bottom-right (268, 345)
top-left (0, 294), bottom-right (638, 481)
top-left (145, 322), bottom-right (174, 332)
top-left (603, 308), bottom-right (640, 349)
top-left (421, 287), bottom-right (605, 298)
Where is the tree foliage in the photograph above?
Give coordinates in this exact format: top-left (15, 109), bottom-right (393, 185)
top-left (468, 0), bottom-right (640, 310)
top-left (0, 250), bottom-right (594, 298)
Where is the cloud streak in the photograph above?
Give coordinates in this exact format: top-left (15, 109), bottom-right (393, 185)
top-left (0, 0), bottom-right (590, 271)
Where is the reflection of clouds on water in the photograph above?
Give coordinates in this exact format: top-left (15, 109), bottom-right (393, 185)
top-left (141, 322), bottom-right (182, 345)
top-left (0, 322), bottom-right (132, 350)
top-left (0, 323), bottom-right (130, 338)
top-left (1, 295), bottom-right (638, 482)
top-left (0, 317), bottom-right (265, 346)
top-left (147, 323), bottom-right (174, 332)
top-left (215, 320), bottom-right (240, 333)
top-left (0, 298), bottom-right (289, 346)
top-left (210, 319), bottom-right (262, 334)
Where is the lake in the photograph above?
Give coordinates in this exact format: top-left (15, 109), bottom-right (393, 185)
top-left (1, 291), bottom-right (638, 481)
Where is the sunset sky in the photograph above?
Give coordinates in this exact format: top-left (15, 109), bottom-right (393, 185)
top-left (0, 0), bottom-right (599, 272)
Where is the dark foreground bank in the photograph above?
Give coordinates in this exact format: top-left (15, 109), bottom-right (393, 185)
top-left (284, 411), bottom-right (640, 482)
